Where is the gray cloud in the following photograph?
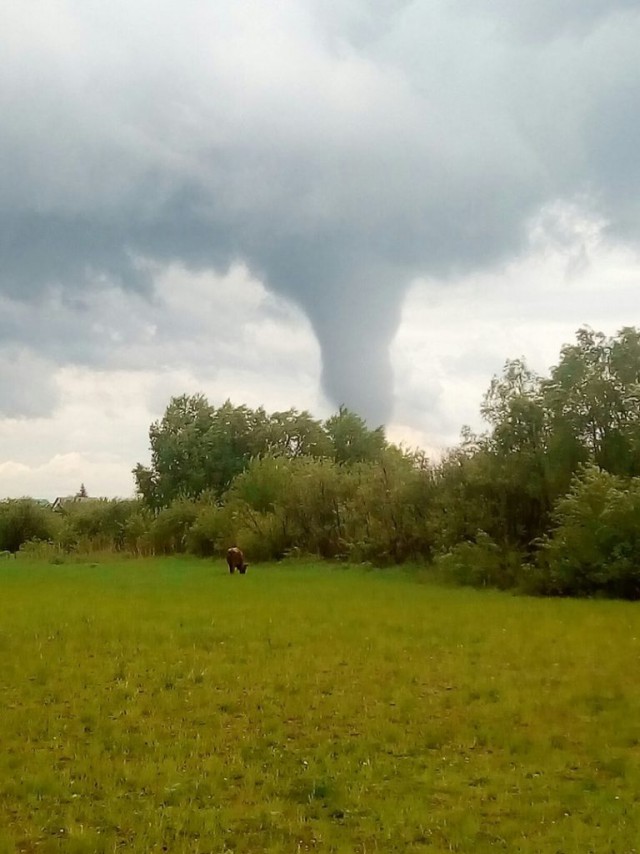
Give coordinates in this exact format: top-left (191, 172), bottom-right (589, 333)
top-left (2, 1), bottom-right (640, 424)
top-left (453, 0), bottom-right (639, 41)
top-left (0, 349), bottom-right (58, 418)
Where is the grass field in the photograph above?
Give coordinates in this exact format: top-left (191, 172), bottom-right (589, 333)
top-left (1, 557), bottom-right (640, 853)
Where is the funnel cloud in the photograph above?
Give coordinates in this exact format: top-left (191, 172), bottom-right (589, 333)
top-left (2, 1), bottom-right (640, 424)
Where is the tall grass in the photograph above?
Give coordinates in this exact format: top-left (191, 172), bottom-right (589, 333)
top-left (1, 558), bottom-right (639, 852)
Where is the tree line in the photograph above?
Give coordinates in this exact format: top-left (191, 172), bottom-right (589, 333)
top-left (4, 326), bottom-right (640, 598)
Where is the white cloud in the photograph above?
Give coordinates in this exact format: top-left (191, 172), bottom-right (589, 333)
top-left (0, 453), bottom-right (133, 501)
top-left (391, 206), bottom-right (640, 451)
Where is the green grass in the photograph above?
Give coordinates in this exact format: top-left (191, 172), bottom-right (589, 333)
top-left (1, 557), bottom-right (640, 853)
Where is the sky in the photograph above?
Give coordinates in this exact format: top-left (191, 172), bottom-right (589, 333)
top-left (2, 0), bottom-right (640, 499)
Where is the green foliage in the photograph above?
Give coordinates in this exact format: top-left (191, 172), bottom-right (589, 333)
top-left (55, 499), bottom-right (149, 554)
top-left (134, 394), bottom-right (228, 507)
top-left (0, 499), bottom-right (56, 553)
top-left (185, 500), bottom-right (225, 557)
top-left (282, 456), bottom-right (350, 558)
top-left (543, 326), bottom-right (640, 476)
top-left (533, 465), bottom-right (640, 598)
top-left (345, 450), bottom-right (433, 563)
top-left (434, 531), bottom-right (523, 589)
top-left (227, 454), bottom-right (294, 514)
top-left (481, 358), bottom-right (543, 446)
top-left (134, 397), bottom-right (361, 509)
top-left (134, 395), bottom-right (270, 506)
top-left (219, 451), bottom-right (433, 564)
top-left (150, 499), bottom-right (199, 554)
top-left (121, 502), bottom-right (155, 556)
top-left (257, 408), bottom-right (333, 458)
top-left (14, 325), bottom-right (640, 597)
top-left (223, 456), bottom-right (346, 560)
top-left (431, 327), bottom-right (640, 586)
top-left (324, 405), bottom-right (387, 464)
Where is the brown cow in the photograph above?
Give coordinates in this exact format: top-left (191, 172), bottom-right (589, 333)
top-left (227, 547), bottom-right (248, 574)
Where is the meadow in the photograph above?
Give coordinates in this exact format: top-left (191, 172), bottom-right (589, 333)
top-left (1, 558), bottom-right (639, 853)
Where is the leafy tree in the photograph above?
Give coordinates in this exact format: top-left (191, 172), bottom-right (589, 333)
top-left (135, 398), bottom-right (336, 509)
top-left (186, 500), bottom-right (225, 557)
top-left (438, 329), bottom-right (640, 561)
top-left (430, 442), bottom-right (505, 551)
top-left (55, 499), bottom-right (145, 552)
top-left (226, 455), bottom-right (294, 514)
top-left (281, 457), bottom-right (351, 558)
top-left (257, 409), bottom-right (332, 459)
top-left (218, 448), bottom-right (433, 564)
top-left (222, 456), bottom-right (346, 560)
top-left (344, 449), bottom-right (432, 563)
top-left (325, 406), bottom-right (387, 464)
top-left (533, 465), bottom-right (640, 598)
top-left (122, 503), bottom-right (154, 556)
top-left (65, 325), bottom-right (640, 592)
top-left (134, 396), bottom-right (268, 507)
top-left (134, 394), bottom-right (216, 507)
top-left (542, 327), bottom-right (640, 477)
top-left (481, 358), bottom-right (551, 546)
top-left (150, 499), bottom-right (199, 554)
top-left (0, 500), bottom-right (56, 553)
top-left (481, 359), bottom-right (544, 454)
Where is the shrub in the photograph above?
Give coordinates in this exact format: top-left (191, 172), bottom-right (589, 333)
top-left (0, 500), bottom-right (57, 553)
top-left (533, 465), bottom-right (640, 598)
top-left (434, 531), bottom-right (523, 589)
top-left (53, 499), bottom-right (149, 554)
top-left (150, 499), bottom-right (198, 554)
top-left (186, 502), bottom-right (225, 557)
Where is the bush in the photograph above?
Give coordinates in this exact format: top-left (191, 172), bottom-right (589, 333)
top-left (224, 503), bottom-right (293, 562)
top-left (0, 500), bottom-right (57, 553)
top-left (150, 499), bottom-right (198, 554)
top-left (54, 499), bottom-right (149, 554)
top-left (433, 531), bottom-right (523, 589)
top-left (186, 502), bottom-right (225, 557)
top-left (532, 465), bottom-right (640, 598)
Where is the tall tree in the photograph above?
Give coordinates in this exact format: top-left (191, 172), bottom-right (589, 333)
top-left (325, 406), bottom-right (387, 464)
top-left (134, 394), bottom-right (219, 507)
top-left (481, 358), bottom-right (551, 546)
top-left (257, 409), bottom-right (332, 459)
top-left (543, 327), bottom-right (640, 477)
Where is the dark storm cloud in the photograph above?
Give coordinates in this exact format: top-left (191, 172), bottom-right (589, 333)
top-left (2, 1), bottom-right (640, 424)
top-left (0, 349), bottom-right (58, 418)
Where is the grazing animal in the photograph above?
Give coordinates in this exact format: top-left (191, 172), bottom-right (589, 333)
top-left (227, 547), bottom-right (248, 575)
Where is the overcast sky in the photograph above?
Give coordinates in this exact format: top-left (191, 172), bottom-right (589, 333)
top-left (2, 0), bottom-right (640, 499)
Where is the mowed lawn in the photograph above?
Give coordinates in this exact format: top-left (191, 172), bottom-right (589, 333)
top-left (1, 559), bottom-right (640, 853)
